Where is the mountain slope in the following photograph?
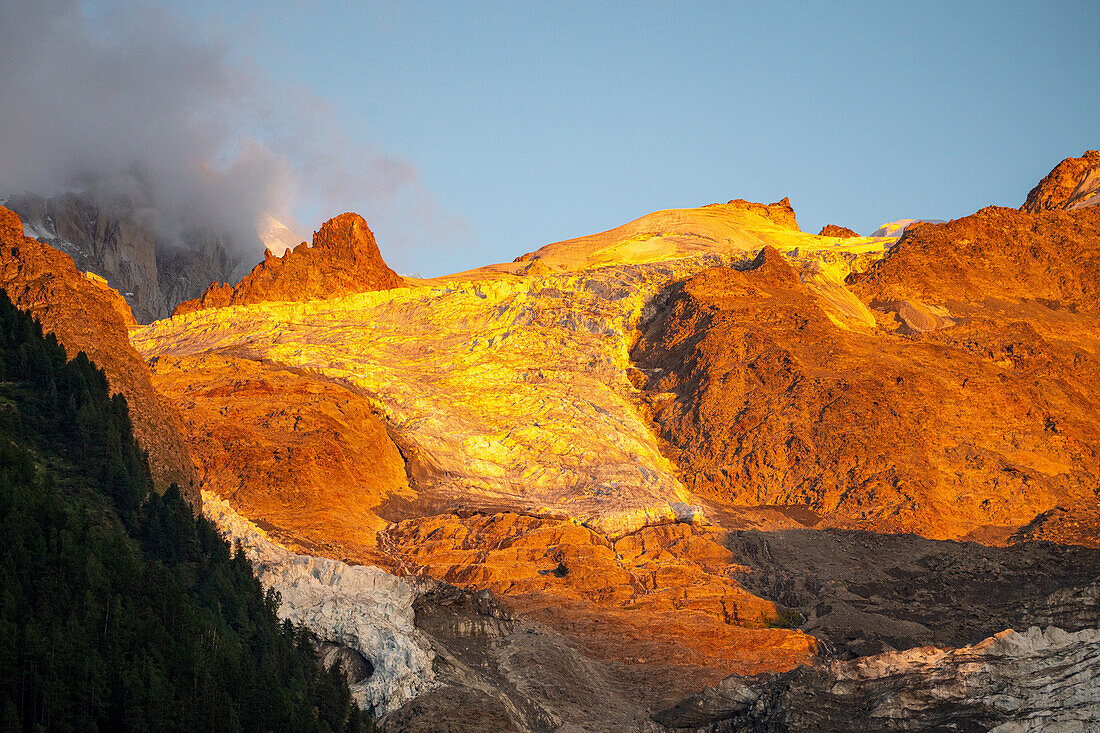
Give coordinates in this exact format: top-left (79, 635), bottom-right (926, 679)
top-left (122, 162), bottom-right (1100, 728)
top-left (0, 290), bottom-right (373, 733)
top-left (631, 205), bottom-right (1100, 541)
top-left (0, 205), bottom-right (195, 495)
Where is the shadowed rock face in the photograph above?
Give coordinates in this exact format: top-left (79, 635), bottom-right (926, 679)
top-left (657, 626), bottom-right (1100, 732)
top-left (632, 207), bottom-right (1100, 543)
top-left (3, 192), bottom-right (241, 323)
top-left (722, 198), bottom-right (800, 231)
top-left (0, 206), bottom-right (196, 498)
top-left (1022, 149), bottom-right (1100, 212)
top-left (725, 528), bottom-right (1100, 659)
top-left (174, 212), bottom-right (403, 315)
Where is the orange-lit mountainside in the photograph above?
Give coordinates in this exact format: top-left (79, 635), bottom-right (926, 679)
top-left (7, 152), bottom-right (1100, 731)
top-left (0, 206), bottom-right (195, 496)
top-left (1022, 149), bottom-right (1100, 213)
top-left (173, 212), bottom-right (403, 316)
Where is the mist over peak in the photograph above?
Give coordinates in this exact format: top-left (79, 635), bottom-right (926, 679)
top-left (0, 0), bottom-right (449, 268)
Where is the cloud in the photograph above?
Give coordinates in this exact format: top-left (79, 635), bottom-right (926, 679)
top-left (0, 0), bottom-right (457, 266)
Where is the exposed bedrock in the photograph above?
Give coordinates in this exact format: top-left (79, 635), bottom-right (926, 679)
top-left (1021, 149), bottom-right (1100, 213)
top-left (816, 224), bottom-right (860, 238)
top-left (632, 206), bottom-right (1100, 543)
top-left (174, 212), bottom-right (403, 315)
top-left (725, 529), bottom-right (1100, 659)
top-left (0, 205), bottom-right (197, 497)
top-left (657, 626), bottom-right (1100, 732)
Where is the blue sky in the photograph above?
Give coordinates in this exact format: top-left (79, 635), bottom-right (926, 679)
top-left (152, 2), bottom-right (1099, 274)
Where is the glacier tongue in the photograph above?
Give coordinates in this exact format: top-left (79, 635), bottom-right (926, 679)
top-left (201, 492), bottom-right (436, 716)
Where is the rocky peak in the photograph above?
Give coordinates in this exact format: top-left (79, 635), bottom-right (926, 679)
top-left (722, 196), bottom-right (801, 231)
top-left (0, 205), bottom-right (22, 243)
top-left (748, 244), bottom-right (801, 285)
top-left (818, 224), bottom-right (860, 238)
top-left (174, 212), bottom-right (404, 316)
top-left (310, 212), bottom-right (380, 254)
top-left (1021, 149), bottom-right (1100, 212)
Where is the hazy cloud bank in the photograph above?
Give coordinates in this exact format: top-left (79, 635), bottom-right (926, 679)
top-left (0, 0), bottom-right (457, 266)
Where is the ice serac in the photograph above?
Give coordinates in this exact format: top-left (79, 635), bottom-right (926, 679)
top-left (633, 207), bottom-right (1100, 542)
top-left (0, 205), bottom-right (196, 497)
top-left (657, 626), bottom-right (1100, 731)
top-left (1022, 149), bottom-right (1100, 212)
top-left (174, 212), bottom-right (404, 315)
top-left (202, 492), bottom-right (435, 715)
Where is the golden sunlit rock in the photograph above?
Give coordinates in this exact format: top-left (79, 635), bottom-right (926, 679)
top-left (0, 206), bottom-right (196, 496)
top-left (175, 212), bottom-right (404, 315)
top-left (122, 192), bottom-right (1100, 723)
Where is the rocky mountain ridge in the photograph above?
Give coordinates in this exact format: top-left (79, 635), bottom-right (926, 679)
top-left (0, 205), bottom-right (195, 496)
top-left (2, 191), bottom-right (249, 322)
top-left (1022, 149), bottom-right (1100, 212)
top-left (7, 150), bottom-right (1100, 730)
top-left (173, 212), bottom-right (403, 316)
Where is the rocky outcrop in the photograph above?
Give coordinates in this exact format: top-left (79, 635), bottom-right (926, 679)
top-left (0, 206), bottom-right (196, 496)
top-left (146, 352), bottom-right (411, 566)
top-left (721, 197), bottom-right (800, 231)
top-left (382, 511), bottom-right (817, 676)
top-left (3, 192), bottom-right (242, 322)
top-left (631, 207), bottom-right (1100, 541)
top-left (174, 213), bottom-right (403, 315)
top-left (1010, 504), bottom-right (1100, 549)
top-left (817, 224), bottom-right (859, 238)
top-left (657, 626), bottom-right (1100, 731)
top-left (851, 206), bottom-right (1100, 312)
top-left (1022, 149), bottom-right (1100, 212)
top-left (724, 528), bottom-right (1100, 658)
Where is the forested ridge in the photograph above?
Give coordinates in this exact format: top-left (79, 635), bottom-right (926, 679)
top-left (0, 289), bottom-right (375, 732)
